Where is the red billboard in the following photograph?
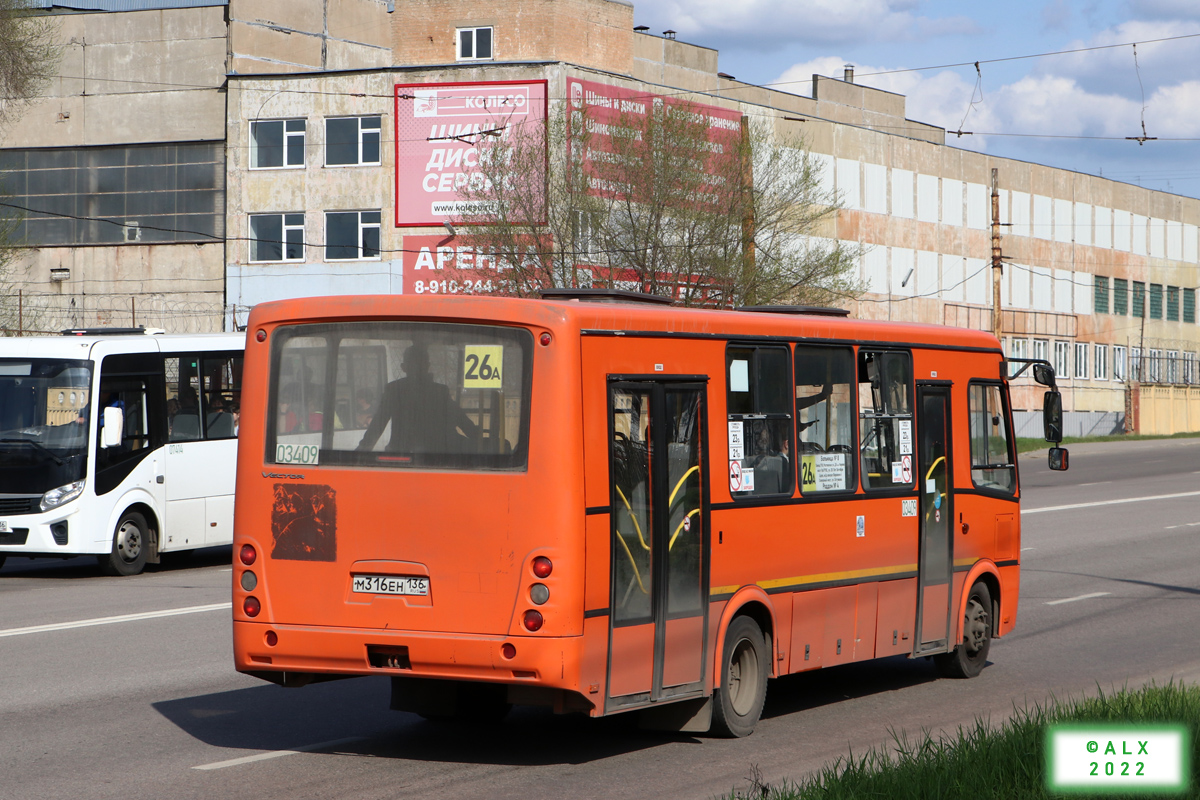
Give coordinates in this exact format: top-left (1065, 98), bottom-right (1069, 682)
top-left (402, 234), bottom-right (545, 296)
top-left (394, 80), bottom-right (548, 227)
top-left (565, 78), bottom-right (743, 202)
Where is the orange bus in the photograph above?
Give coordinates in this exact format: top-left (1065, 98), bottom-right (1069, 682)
top-left (232, 291), bottom-right (1066, 736)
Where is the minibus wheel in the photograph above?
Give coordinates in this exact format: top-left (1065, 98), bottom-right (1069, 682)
top-left (710, 615), bottom-right (769, 737)
top-left (98, 511), bottom-right (149, 577)
top-left (935, 581), bottom-right (992, 679)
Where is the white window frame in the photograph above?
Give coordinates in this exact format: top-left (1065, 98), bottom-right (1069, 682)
top-left (324, 210), bottom-right (382, 261)
top-left (1053, 341), bottom-right (1070, 380)
top-left (1167, 350), bottom-right (1179, 384)
top-left (1113, 345), bottom-right (1127, 381)
top-left (1093, 344), bottom-right (1108, 381)
top-left (457, 26), bottom-right (494, 61)
top-left (1185, 352), bottom-right (1197, 385)
top-left (250, 118), bottom-right (306, 170)
top-left (1074, 342), bottom-right (1089, 379)
top-left (1032, 339), bottom-right (1048, 363)
top-left (1007, 337), bottom-right (1028, 360)
top-left (324, 116), bottom-right (382, 167)
top-left (249, 213), bottom-right (305, 263)
top-left (1148, 348), bottom-right (1162, 383)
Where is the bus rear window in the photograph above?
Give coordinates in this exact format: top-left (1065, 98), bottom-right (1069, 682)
top-left (267, 322), bottom-right (532, 471)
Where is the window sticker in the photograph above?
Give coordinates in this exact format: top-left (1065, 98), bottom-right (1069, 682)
top-left (276, 443), bottom-right (319, 465)
top-left (926, 477), bottom-right (937, 494)
top-left (901, 454), bottom-right (912, 483)
top-left (729, 359), bottom-right (749, 392)
top-left (462, 344), bottom-right (503, 388)
top-left (892, 461), bottom-right (903, 482)
top-left (741, 467), bottom-right (755, 492)
top-left (801, 453), bottom-right (847, 492)
top-left (899, 419), bottom-right (912, 455)
top-left (727, 420), bottom-right (744, 460)
top-left (729, 460), bottom-right (743, 492)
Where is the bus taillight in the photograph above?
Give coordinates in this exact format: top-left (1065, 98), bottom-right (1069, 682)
top-left (522, 610), bottom-right (543, 631)
top-left (529, 583), bottom-right (549, 605)
top-left (501, 643), bottom-right (516, 659)
top-left (240, 544), bottom-right (257, 566)
top-left (532, 556), bottom-right (552, 578)
top-left (244, 596), bottom-right (261, 617)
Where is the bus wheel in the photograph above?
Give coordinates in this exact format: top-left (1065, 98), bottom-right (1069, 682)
top-left (710, 615), bottom-right (769, 738)
top-left (98, 511), bottom-right (149, 577)
top-left (935, 581), bottom-right (992, 679)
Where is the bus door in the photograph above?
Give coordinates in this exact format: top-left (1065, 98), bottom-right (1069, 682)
top-left (914, 382), bottom-right (953, 654)
top-left (606, 380), bottom-right (709, 710)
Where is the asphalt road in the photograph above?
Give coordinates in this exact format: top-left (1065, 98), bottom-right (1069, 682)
top-left (2, 438), bottom-right (1198, 800)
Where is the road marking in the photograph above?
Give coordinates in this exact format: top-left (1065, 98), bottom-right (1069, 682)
top-left (1078, 481), bottom-right (1111, 486)
top-left (0, 602), bottom-right (230, 638)
top-left (1021, 547), bottom-right (1035, 551)
top-left (193, 737), bottom-right (366, 771)
top-left (1046, 592), bottom-right (1111, 606)
top-left (1023, 490), bottom-right (1200, 515)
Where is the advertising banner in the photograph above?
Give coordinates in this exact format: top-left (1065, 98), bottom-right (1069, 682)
top-left (564, 78), bottom-right (743, 201)
top-left (394, 80), bottom-right (548, 227)
top-left (402, 234), bottom-right (544, 296)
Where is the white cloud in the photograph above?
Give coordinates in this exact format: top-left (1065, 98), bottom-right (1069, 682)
top-left (632, 0), bottom-right (977, 48)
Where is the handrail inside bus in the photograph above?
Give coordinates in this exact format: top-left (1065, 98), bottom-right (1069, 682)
top-left (614, 486), bottom-right (651, 552)
top-left (668, 466), bottom-right (699, 507)
top-left (612, 526), bottom-right (648, 596)
top-left (669, 509), bottom-right (701, 550)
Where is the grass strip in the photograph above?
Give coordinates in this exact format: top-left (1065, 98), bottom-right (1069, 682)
top-left (1016, 431), bottom-right (1200, 454)
top-left (723, 682), bottom-right (1200, 800)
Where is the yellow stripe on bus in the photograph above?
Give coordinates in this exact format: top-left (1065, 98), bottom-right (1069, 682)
top-left (710, 563), bottom-right (919, 597)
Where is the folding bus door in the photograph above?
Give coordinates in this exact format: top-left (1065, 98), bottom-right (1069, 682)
top-left (914, 382), bottom-right (953, 654)
top-left (606, 380), bottom-right (710, 712)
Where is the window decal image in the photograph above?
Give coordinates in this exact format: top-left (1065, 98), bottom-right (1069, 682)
top-left (271, 483), bottom-right (337, 562)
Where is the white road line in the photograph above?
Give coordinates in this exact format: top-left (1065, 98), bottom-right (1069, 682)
top-left (1021, 547), bottom-right (1035, 551)
top-left (193, 737), bottom-right (366, 771)
top-left (0, 602), bottom-right (230, 638)
top-left (1078, 481), bottom-right (1112, 486)
top-left (1022, 490), bottom-right (1200, 515)
top-left (1046, 592), bottom-right (1111, 606)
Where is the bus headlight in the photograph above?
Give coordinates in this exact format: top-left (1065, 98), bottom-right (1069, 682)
top-left (40, 480), bottom-right (85, 511)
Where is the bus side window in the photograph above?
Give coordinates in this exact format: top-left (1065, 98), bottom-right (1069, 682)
top-left (857, 350), bottom-right (915, 491)
top-left (969, 383), bottom-right (1016, 494)
top-left (166, 355), bottom-right (202, 442)
top-left (794, 346), bottom-right (856, 494)
top-left (201, 353), bottom-right (243, 439)
top-left (727, 344), bottom-right (794, 498)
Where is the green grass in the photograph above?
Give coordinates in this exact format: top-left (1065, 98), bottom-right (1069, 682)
top-left (1016, 431), bottom-right (1200, 454)
top-left (722, 682), bottom-right (1200, 800)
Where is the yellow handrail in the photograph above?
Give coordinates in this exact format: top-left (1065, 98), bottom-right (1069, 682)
top-left (614, 486), bottom-right (650, 552)
top-left (613, 528), bottom-right (648, 595)
top-left (668, 465), bottom-right (699, 507)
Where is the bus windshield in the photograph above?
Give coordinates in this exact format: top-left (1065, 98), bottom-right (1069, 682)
top-left (0, 358), bottom-right (92, 494)
top-left (268, 322), bottom-right (532, 471)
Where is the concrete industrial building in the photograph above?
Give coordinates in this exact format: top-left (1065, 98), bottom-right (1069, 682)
top-left (3, 0), bottom-right (1198, 432)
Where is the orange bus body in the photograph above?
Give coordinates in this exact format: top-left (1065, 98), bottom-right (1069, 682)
top-left (232, 295), bottom-right (1022, 731)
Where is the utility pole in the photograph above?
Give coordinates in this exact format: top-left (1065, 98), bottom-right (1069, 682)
top-left (991, 168), bottom-right (1003, 342)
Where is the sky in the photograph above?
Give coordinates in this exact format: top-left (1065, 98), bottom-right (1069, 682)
top-left (629, 0), bottom-right (1200, 199)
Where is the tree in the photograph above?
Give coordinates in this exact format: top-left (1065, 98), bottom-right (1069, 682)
top-left (0, 0), bottom-right (59, 334)
top-left (452, 91), bottom-right (862, 308)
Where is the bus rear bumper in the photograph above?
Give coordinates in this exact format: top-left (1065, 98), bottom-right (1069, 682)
top-left (233, 620), bottom-right (585, 691)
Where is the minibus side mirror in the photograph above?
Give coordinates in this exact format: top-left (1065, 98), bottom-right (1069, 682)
top-left (1043, 391), bottom-right (1063, 443)
top-left (1048, 447), bottom-right (1069, 471)
top-left (1033, 364), bottom-right (1055, 388)
top-left (101, 406), bottom-right (123, 449)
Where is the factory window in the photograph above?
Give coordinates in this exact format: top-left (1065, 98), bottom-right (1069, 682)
top-left (250, 119), bottom-right (306, 169)
top-left (457, 26), bottom-right (493, 61)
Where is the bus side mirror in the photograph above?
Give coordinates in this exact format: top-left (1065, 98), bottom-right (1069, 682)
top-left (101, 406), bottom-right (123, 449)
top-left (1033, 364), bottom-right (1056, 388)
top-left (1048, 447), bottom-right (1069, 471)
top-left (1043, 391), bottom-right (1063, 443)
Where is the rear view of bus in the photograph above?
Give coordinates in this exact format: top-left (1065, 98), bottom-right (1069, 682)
top-left (233, 298), bottom-right (588, 717)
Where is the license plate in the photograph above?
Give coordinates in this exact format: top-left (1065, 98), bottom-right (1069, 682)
top-left (352, 574), bottom-right (429, 596)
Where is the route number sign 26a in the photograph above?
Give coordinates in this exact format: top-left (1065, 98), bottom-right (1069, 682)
top-left (463, 345), bottom-right (503, 388)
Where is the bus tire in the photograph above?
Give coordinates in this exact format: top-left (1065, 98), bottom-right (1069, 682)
top-left (98, 511), bottom-right (149, 577)
top-left (710, 615), bottom-right (769, 738)
top-left (935, 581), bottom-right (992, 679)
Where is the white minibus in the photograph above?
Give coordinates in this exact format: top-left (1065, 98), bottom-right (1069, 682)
top-left (0, 328), bottom-right (244, 575)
